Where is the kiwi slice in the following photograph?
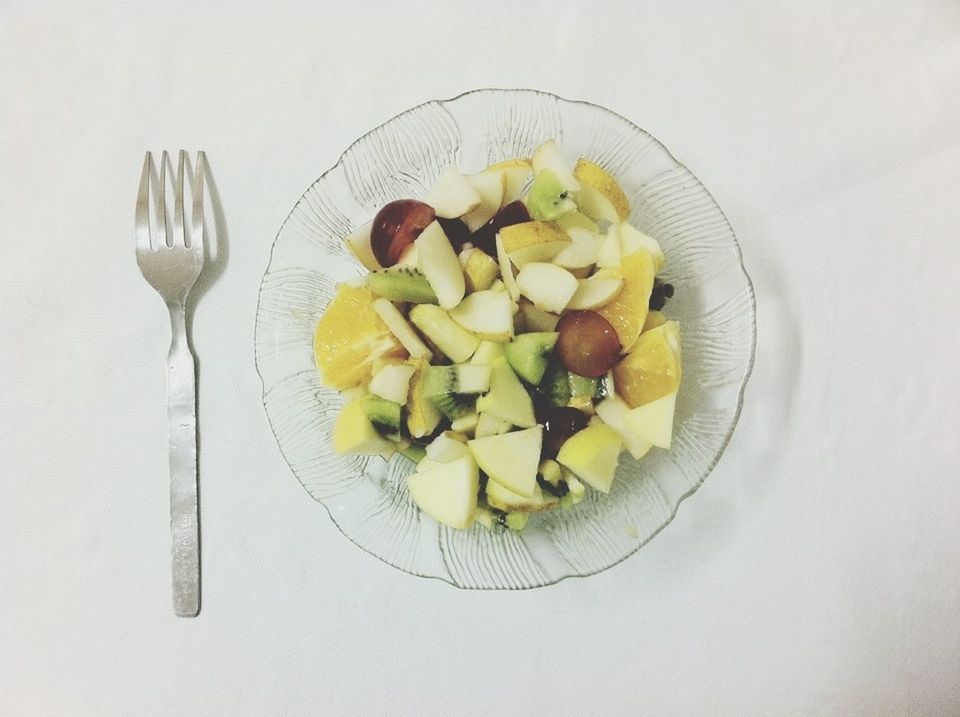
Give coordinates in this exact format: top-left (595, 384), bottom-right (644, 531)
top-left (366, 267), bottom-right (438, 304)
top-left (422, 365), bottom-right (491, 420)
top-left (503, 332), bottom-right (559, 385)
top-left (568, 372), bottom-right (599, 398)
top-left (361, 395), bottom-right (401, 435)
top-left (526, 170), bottom-right (577, 221)
top-left (537, 361), bottom-right (571, 408)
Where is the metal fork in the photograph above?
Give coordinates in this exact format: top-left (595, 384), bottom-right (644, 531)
top-left (135, 150), bottom-right (206, 617)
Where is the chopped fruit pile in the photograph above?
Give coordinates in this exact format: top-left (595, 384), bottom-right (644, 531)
top-left (320, 140), bottom-right (681, 531)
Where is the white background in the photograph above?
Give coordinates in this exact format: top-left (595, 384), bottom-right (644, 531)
top-left (2, 1), bottom-right (959, 714)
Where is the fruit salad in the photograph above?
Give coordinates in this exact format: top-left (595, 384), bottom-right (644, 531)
top-left (316, 140), bottom-right (681, 531)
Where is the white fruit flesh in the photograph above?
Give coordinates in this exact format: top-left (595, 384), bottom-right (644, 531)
top-left (517, 301), bottom-right (560, 332)
top-left (369, 363), bottom-right (416, 405)
top-left (333, 399), bottom-right (395, 456)
top-left (566, 276), bottom-right (624, 310)
top-left (556, 422), bottom-right (622, 493)
top-left (475, 357), bottom-right (536, 428)
top-left (343, 221), bottom-right (381, 271)
top-left (532, 140), bottom-right (580, 192)
top-left (486, 480), bottom-right (555, 513)
top-left (425, 432), bottom-right (471, 463)
top-left (467, 426), bottom-right (543, 497)
top-left (416, 221), bottom-right (465, 309)
top-left (372, 299), bottom-right (433, 359)
top-left (449, 290), bottom-right (514, 342)
top-left (619, 223), bottom-right (664, 270)
top-left (516, 262), bottom-right (579, 313)
top-left (408, 304), bottom-right (479, 363)
top-left (552, 228), bottom-right (603, 270)
top-left (495, 233), bottom-right (520, 301)
top-left (508, 240), bottom-right (571, 268)
top-left (595, 396), bottom-right (653, 459)
top-left (625, 392), bottom-right (677, 449)
top-left (470, 340), bottom-right (506, 365)
top-left (576, 184), bottom-right (620, 224)
top-left (406, 455), bottom-right (479, 530)
top-left (462, 171), bottom-right (505, 232)
top-left (474, 412), bottom-right (512, 438)
top-left (450, 412), bottom-right (479, 434)
top-left (423, 167), bottom-right (482, 218)
top-left (596, 226), bottom-right (622, 269)
top-left (501, 165), bottom-right (533, 204)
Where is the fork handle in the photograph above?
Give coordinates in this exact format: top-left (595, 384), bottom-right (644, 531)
top-left (166, 302), bottom-right (200, 617)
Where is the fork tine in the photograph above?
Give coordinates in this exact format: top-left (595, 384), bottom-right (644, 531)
top-left (191, 151), bottom-right (206, 252)
top-left (173, 150), bottom-right (186, 247)
top-left (159, 150), bottom-right (170, 247)
top-left (135, 152), bottom-right (153, 251)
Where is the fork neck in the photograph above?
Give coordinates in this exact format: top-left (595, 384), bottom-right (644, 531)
top-left (167, 301), bottom-right (189, 348)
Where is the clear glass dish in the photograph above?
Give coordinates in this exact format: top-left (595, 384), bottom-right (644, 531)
top-left (254, 89), bottom-right (756, 589)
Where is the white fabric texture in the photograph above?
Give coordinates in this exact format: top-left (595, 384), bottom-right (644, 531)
top-left (1, 1), bottom-right (958, 714)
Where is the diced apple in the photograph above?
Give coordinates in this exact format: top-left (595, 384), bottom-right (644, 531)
top-left (595, 396), bottom-right (653, 459)
top-left (495, 233), bottom-right (520, 301)
top-left (425, 431), bottom-right (471, 463)
top-left (596, 225), bottom-right (622, 269)
top-left (508, 240), bottom-right (571, 267)
top-left (486, 480), bottom-right (556, 513)
top-left (475, 357), bottom-right (536, 428)
top-left (516, 262), bottom-right (579, 313)
top-left (474, 412), bottom-right (512, 438)
top-left (449, 290), bottom-right (514, 342)
top-left (369, 363), bottom-right (416, 405)
top-left (415, 221), bottom-right (465, 309)
top-left (532, 140), bottom-right (580, 192)
top-left (575, 184), bottom-right (620, 224)
top-left (552, 227), bottom-right (603, 270)
top-left (625, 392), bottom-right (677, 449)
top-left (459, 248), bottom-right (500, 292)
top-left (333, 398), bottom-right (395, 456)
top-left (517, 301), bottom-right (560, 332)
top-left (486, 158), bottom-right (533, 205)
top-left (372, 299), bottom-right (433, 359)
top-left (408, 304), bottom-right (479, 363)
top-left (468, 426), bottom-right (543, 497)
top-left (565, 276), bottom-right (624, 310)
top-left (406, 455), bottom-right (479, 530)
top-left (450, 412), bottom-right (479, 435)
top-left (462, 171), bottom-right (506, 232)
top-left (556, 422), bottom-right (622, 493)
top-left (470, 339), bottom-right (506, 365)
top-left (343, 221), bottom-right (381, 271)
top-left (423, 167), bottom-right (481, 218)
top-left (620, 223), bottom-right (664, 270)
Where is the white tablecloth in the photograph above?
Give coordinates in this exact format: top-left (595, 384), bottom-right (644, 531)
top-left (2, 2), bottom-right (958, 714)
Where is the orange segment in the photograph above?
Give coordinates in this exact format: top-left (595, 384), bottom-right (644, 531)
top-left (314, 285), bottom-right (406, 390)
top-left (595, 249), bottom-right (655, 351)
top-left (613, 322), bottom-right (681, 407)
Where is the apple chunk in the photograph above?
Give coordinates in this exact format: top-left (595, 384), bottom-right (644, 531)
top-left (423, 167), bottom-right (481, 218)
top-left (468, 426), bottom-right (543, 497)
top-left (462, 171), bottom-right (506, 232)
top-left (406, 455), bottom-right (479, 529)
top-left (415, 221), bottom-right (465, 309)
top-left (516, 262), bottom-right (579, 313)
top-left (449, 290), bottom-right (514, 342)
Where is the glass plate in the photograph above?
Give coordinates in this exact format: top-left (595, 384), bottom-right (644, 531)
top-left (255, 88), bottom-right (756, 589)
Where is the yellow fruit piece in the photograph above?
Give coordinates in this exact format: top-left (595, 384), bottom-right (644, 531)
top-left (461, 248), bottom-right (500, 292)
top-left (573, 158), bottom-right (630, 220)
top-left (313, 285), bottom-right (406, 390)
top-left (613, 322), bottom-right (681, 408)
top-left (642, 310), bottom-right (666, 332)
top-left (406, 358), bottom-right (442, 439)
top-left (595, 249), bottom-right (655, 351)
top-left (487, 158), bottom-right (532, 171)
top-left (498, 221), bottom-right (569, 253)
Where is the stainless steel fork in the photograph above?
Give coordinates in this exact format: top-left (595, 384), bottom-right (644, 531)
top-left (135, 150), bottom-right (206, 617)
